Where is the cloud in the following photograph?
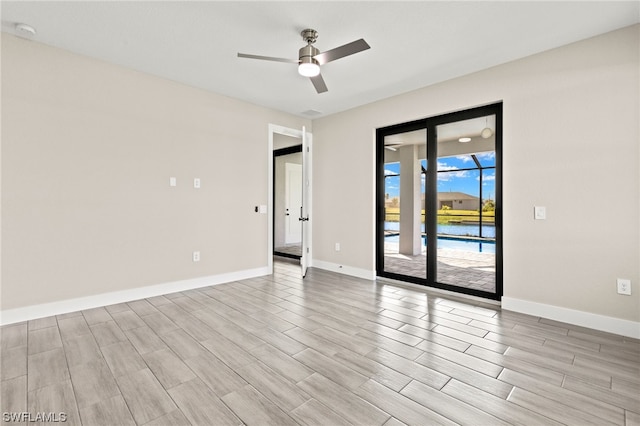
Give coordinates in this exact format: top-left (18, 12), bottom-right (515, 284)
top-left (437, 161), bottom-right (458, 171)
top-left (438, 170), bottom-right (470, 181)
top-left (475, 152), bottom-right (496, 164)
top-left (437, 162), bottom-right (470, 181)
top-left (384, 169), bottom-right (398, 176)
top-left (476, 174), bottom-right (496, 182)
top-left (476, 152), bottom-right (495, 159)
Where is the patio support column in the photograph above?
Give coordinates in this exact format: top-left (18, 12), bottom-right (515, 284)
top-left (399, 144), bottom-right (421, 256)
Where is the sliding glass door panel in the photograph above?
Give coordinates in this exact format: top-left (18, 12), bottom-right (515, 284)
top-left (435, 115), bottom-right (497, 293)
top-left (381, 129), bottom-right (427, 280)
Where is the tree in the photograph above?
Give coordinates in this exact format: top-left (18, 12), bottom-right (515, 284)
top-left (483, 200), bottom-right (495, 212)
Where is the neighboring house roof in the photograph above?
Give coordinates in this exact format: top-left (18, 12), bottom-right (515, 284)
top-left (438, 192), bottom-right (479, 201)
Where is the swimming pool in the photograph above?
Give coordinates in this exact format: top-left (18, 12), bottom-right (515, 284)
top-left (385, 234), bottom-right (495, 253)
top-left (384, 221), bottom-right (496, 239)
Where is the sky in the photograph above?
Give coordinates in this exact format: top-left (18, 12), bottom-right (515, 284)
top-left (384, 152), bottom-right (496, 201)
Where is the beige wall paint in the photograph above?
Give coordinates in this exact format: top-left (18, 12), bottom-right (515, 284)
top-left (312, 25), bottom-right (639, 323)
top-left (1, 35), bottom-right (310, 311)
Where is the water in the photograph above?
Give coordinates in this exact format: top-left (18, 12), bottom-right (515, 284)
top-left (384, 234), bottom-right (495, 253)
top-left (384, 222), bottom-right (495, 253)
top-left (384, 221), bottom-right (495, 239)
top-left (437, 236), bottom-right (495, 253)
top-left (438, 223), bottom-right (496, 239)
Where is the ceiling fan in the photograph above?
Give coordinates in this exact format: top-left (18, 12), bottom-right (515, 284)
top-left (237, 29), bottom-right (370, 94)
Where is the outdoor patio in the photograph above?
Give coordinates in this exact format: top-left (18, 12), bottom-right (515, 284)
top-left (384, 244), bottom-right (496, 293)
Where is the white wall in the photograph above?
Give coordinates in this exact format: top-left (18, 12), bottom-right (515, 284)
top-left (312, 25), bottom-right (639, 334)
top-left (1, 35), bottom-right (310, 316)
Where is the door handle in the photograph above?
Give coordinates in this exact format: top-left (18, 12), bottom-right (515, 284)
top-left (299, 216), bottom-right (309, 222)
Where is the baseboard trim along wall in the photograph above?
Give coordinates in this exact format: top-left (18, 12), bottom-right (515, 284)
top-left (0, 267), bottom-right (269, 326)
top-left (311, 260), bottom-right (376, 281)
top-left (502, 296), bottom-right (640, 339)
top-left (5, 264), bottom-right (637, 340)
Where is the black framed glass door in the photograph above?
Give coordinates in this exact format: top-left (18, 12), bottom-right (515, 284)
top-left (376, 103), bottom-right (502, 300)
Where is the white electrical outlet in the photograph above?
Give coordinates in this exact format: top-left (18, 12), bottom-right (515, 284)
top-left (194, 178), bottom-right (201, 189)
top-left (335, 243), bottom-right (341, 251)
top-left (193, 251), bottom-right (200, 262)
top-left (617, 278), bottom-right (631, 295)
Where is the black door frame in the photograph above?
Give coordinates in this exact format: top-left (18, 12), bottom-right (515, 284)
top-left (376, 102), bottom-right (503, 300)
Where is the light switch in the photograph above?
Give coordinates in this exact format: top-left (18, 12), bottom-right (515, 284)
top-left (259, 205), bottom-right (267, 214)
top-left (169, 177), bottom-right (177, 187)
top-left (534, 206), bottom-right (546, 220)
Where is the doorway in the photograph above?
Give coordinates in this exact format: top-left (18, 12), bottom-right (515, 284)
top-left (376, 103), bottom-right (502, 300)
top-left (268, 124), bottom-right (312, 277)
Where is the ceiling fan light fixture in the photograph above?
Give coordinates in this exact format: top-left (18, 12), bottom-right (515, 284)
top-left (298, 61), bottom-right (320, 77)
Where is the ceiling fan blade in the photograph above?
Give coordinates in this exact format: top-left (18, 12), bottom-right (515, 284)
top-left (310, 73), bottom-right (328, 93)
top-left (313, 39), bottom-right (370, 65)
top-left (237, 53), bottom-right (299, 64)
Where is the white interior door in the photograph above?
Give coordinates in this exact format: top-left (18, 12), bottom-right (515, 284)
top-left (284, 162), bottom-right (302, 245)
top-left (300, 126), bottom-right (312, 277)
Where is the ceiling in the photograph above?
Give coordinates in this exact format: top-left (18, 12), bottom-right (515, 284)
top-left (2, 1), bottom-right (638, 119)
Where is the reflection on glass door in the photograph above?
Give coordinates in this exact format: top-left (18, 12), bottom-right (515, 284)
top-left (382, 129), bottom-right (427, 280)
top-left (377, 103), bottom-right (502, 300)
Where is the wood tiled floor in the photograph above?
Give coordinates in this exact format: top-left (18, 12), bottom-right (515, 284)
top-left (1, 259), bottom-right (639, 425)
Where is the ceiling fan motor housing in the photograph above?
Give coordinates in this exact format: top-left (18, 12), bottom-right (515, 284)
top-left (299, 44), bottom-right (320, 66)
top-left (299, 29), bottom-right (319, 66)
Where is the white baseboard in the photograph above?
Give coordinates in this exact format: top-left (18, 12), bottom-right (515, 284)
top-left (502, 297), bottom-right (640, 339)
top-left (311, 259), bottom-right (376, 281)
top-left (0, 267), bottom-right (269, 326)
